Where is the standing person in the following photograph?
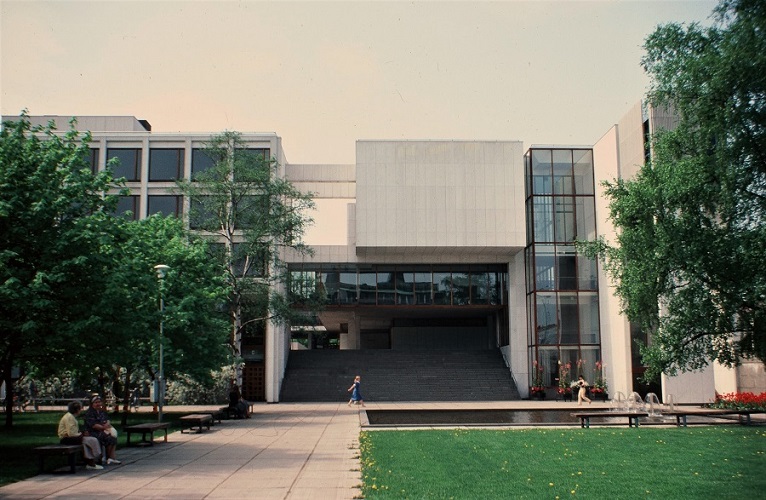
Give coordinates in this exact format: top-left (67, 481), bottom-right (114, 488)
top-left (27, 380), bottom-right (38, 412)
top-left (130, 386), bottom-right (141, 411)
top-left (83, 395), bottom-right (121, 465)
top-left (347, 375), bottom-right (365, 407)
top-left (58, 401), bottom-right (103, 470)
top-left (576, 375), bottom-right (592, 405)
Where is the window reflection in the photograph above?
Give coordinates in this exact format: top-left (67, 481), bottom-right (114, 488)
top-left (525, 147), bottom-right (602, 371)
top-left (414, 272), bottom-right (432, 304)
top-left (396, 272), bottom-right (415, 305)
top-left (433, 270), bottom-right (451, 305)
top-left (377, 270), bottom-right (395, 305)
top-left (359, 270), bottom-right (376, 305)
top-left (286, 265), bottom-right (507, 307)
top-left (115, 195), bottom-right (139, 220)
top-left (147, 195), bottom-right (182, 217)
top-left (192, 148), bottom-right (216, 179)
top-left (107, 148), bottom-right (141, 181)
top-left (149, 149), bottom-right (184, 181)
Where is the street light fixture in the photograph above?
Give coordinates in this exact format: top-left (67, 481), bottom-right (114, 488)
top-left (154, 264), bottom-right (170, 423)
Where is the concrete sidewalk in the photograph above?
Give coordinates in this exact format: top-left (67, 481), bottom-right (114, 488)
top-left (4, 399), bottom-right (750, 499)
top-left (0, 403), bottom-right (364, 500)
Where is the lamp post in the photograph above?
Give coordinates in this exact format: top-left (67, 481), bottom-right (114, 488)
top-left (154, 264), bottom-right (170, 423)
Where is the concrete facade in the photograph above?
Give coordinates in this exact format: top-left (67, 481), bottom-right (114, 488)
top-left (5, 106), bottom-right (765, 404)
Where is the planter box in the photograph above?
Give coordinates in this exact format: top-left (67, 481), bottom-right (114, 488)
top-left (530, 390), bottom-right (546, 400)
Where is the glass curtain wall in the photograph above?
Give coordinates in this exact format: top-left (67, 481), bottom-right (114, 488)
top-left (525, 148), bottom-right (602, 390)
top-left (289, 264), bottom-right (507, 307)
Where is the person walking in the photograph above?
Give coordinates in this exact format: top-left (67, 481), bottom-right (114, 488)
top-left (576, 375), bottom-right (592, 405)
top-left (347, 375), bottom-right (365, 407)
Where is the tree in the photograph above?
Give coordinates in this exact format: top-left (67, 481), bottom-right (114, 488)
top-left (584, 0), bottom-right (766, 380)
top-left (0, 113), bottom-right (121, 425)
top-left (1, 114), bottom-right (232, 426)
top-left (176, 131), bottom-right (317, 367)
top-left (87, 215), bottom-right (231, 416)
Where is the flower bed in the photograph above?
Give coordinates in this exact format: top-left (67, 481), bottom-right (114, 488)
top-left (709, 391), bottom-right (766, 411)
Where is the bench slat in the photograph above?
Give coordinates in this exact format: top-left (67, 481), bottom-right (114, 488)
top-left (125, 422), bottom-right (171, 446)
top-left (32, 445), bottom-right (81, 474)
top-left (180, 414), bottom-right (213, 434)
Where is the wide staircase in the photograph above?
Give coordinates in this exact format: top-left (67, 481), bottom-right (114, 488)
top-left (279, 349), bottom-right (520, 402)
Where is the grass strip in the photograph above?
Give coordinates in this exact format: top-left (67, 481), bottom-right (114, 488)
top-left (360, 427), bottom-right (766, 498)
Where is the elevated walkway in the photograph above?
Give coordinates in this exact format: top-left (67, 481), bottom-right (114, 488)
top-left (279, 349), bottom-right (520, 402)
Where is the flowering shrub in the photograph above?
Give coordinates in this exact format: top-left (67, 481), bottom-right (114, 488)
top-left (530, 360), bottom-right (545, 392)
top-left (709, 392), bottom-right (766, 411)
top-left (557, 361), bottom-right (572, 394)
top-left (592, 360), bottom-right (608, 394)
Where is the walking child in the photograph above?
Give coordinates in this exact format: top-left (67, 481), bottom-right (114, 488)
top-left (347, 375), bottom-right (365, 406)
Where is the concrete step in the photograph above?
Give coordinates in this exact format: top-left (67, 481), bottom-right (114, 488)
top-left (280, 349), bottom-right (520, 402)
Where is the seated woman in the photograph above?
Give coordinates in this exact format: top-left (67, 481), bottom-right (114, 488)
top-left (58, 401), bottom-right (103, 470)
top-left (228, 381), bottom-right (251, 418)
top-left (83, 395), bottom-right (121, 465)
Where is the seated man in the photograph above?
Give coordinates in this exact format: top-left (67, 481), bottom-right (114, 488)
top-left (83, 395), bottom-right (121, 465)
top-left (228, 381), bottom-right (251, 418)
top-left (58, 401), bottom-right (103, 470)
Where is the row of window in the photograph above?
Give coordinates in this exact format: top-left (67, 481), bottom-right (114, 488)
top-left (526, 195), bottom-right (596, 243)
top-left (524, 244), bottom-right (598, 292)
top-left (524, 148), bottom-right (601, 387)
top-left (115, 195), bottom-right (182, 219)
top-left (289, 265), bottom-right (507, 306)
top-left (529, 345), bottom-right (602, 388)
top-left (89, 148), bottom-right (269, 182)
top-left (114, 195), bottom-right (269, 233)
top-left (525, 149), bottom-right (594, 197)
top-left (528, 291), bottom-right (600, 345)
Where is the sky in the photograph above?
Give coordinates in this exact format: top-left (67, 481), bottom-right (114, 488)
top-left (2, 0), bottom-right (719, 166)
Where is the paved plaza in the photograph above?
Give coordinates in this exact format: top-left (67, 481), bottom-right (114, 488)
top-left (2, 400), bottom-right (759, 499)
top-left (0, 403), bottom-right (364, 500)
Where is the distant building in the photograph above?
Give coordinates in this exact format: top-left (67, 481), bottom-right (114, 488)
top-left (5, 105), bottom-right (763, 403)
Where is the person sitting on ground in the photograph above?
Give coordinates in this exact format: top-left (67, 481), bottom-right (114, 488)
top-left (228, 380), bottom-right (251, 418)
top-left (58, 401), bottom-right (103, 470)
top-left (83, 395), bottom-right (121, 465)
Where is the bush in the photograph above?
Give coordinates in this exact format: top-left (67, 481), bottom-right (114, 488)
top-left (709, 391), bottom-right (766, 411)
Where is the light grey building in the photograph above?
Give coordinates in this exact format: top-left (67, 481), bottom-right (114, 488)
top-left (7, 107), bottom-right (763, 403)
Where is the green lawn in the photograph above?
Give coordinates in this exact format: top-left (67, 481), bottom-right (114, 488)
top-left (0, 410), bottom-right (191, 487)
top-left (360, 427), bottom-right (766, 499)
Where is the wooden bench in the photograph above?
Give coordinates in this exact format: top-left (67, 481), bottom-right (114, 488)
top-left (32, 445), bottom-right (81, 474)
top-left (180, 414), bottom-right (213, 433)
top-left (200, 410), bottom-right (224, 425)
top-left (125, 422), bottom-right (171, 446)
top-left (664, 409), bottom-right (766, 427)
top-left (572, 411), bottom-right (648, 428)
